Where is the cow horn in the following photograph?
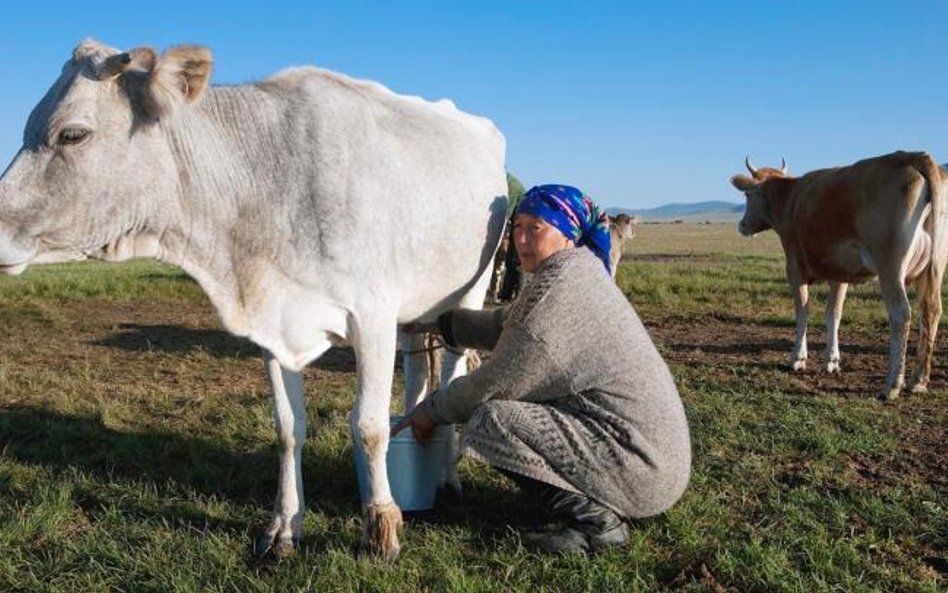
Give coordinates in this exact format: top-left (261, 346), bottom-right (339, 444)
top-left (745, 156), bottom-right (758, 176)
top-left (100, 52), bottom-right (132, 79)
top-left (780, 158), bottom-right (788, 174)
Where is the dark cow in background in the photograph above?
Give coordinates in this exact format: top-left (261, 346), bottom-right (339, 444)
top-left (730, 151), bottom-right (948, 400)
top-left (486, 232), bottom-right (513, 303)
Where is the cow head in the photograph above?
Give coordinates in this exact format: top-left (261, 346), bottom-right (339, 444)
top-left (0, 39), bottom-right (212, 275)
top-left (730, 156), bottom-right (788, 236)
top-left (609, 213), bottom-right (637, 242)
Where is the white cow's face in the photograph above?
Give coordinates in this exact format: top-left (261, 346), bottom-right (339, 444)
top-left (0, 39), bottom-right (211, 275)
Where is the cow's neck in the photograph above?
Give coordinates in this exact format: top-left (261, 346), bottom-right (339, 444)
top-left (155, 84), bottom-right (292, 338)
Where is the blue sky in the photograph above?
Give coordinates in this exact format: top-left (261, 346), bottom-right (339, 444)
top-left (1, 1), bottom-right (947, 211)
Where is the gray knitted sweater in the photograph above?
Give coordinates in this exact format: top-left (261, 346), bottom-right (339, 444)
top-left (420, 247), bottom-right (691, 518)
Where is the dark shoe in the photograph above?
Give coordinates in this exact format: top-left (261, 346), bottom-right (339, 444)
top-left (524, 488), bottom-right (629, 554)
top-left (523, 521), bottom-right (629, 554)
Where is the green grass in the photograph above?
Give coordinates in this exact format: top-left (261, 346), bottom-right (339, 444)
top-left (0, 259), bottom-right (203, 304)
top-left (0, 225), bottom-right (945, 592)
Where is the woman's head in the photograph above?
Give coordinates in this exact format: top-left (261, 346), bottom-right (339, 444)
top-left (512, 213), bottom-right (574, 273)
top-left (513, 184), bottom-right (611, 273)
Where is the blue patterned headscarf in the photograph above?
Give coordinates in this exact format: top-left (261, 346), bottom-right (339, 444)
top-left (515, 184), bottom-right (612, 273)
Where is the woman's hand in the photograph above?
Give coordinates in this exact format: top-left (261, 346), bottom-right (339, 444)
top-left (391, 405), bottom-right (437, 446)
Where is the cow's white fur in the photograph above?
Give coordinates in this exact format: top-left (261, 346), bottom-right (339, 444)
top-left (0, 39), bottom-right (507, 559)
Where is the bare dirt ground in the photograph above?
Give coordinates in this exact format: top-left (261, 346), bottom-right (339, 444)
top-left (647, 312), bottom-right (948, 492)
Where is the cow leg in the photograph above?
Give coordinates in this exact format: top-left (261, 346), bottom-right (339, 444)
top-left (436, 346), bottom-right (469, 499)
top-left (399, 330), bottom-right (430, 410)
top-left (909, 267), bottom-right (944, 394)
top-left (350, 314), bottom-right (402, 561)
top-left (256, 349), bottom-right (306, 558)
top-left (399, 329), bottom-right (461, 500)
top-left (823, 282), bottom-right (848, 373)
top-left (877, 275), bottom-right (912, 400)
top-left (401, 330), bottom-right (461, 501)
top-left (432, 272), bottom-right (493, 500)
top-left (789, 282), bottom-right (810, 371)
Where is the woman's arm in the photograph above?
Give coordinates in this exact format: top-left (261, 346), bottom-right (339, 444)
top-left (420, 322), bottom-right (568, 424)
top-left (440, 306), bottom-right (508, 351)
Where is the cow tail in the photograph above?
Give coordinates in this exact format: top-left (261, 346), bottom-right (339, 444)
top-left (913, 155), bottom-right (947, 387)
top-left (920, 156), bottom-right (947, 285)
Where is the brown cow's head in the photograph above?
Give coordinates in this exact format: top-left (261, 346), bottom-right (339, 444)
top-left (730, 156), bottom-right (788, 236)
top-left (0, 39), bottom-right (213, 275)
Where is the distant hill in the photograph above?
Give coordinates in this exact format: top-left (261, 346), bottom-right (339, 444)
top-left (607, 200), bottom-right (743, 222)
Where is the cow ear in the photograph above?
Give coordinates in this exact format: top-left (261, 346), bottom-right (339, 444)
top-left (730, 175), bottom-right (757, 192)
top-left (141, 45), bottom-right (213, 119)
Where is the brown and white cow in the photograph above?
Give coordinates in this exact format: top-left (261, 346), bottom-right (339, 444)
top-left (730, 151), bottom-right (948, 400)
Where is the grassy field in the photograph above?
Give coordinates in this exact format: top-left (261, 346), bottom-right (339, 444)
top-left (0, 223), bottom-right (945, 592)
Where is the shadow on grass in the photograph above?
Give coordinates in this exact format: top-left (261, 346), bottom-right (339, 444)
top-left (0, 406), bottom-right (532, 555)
top-left (667, 338), bottom-right (795, 356)
top-left (667, 336), bottom-right (888, 359)
top-left (0, 406), bottom-right (357, 520)
top-left (410, 481), bottom-right (543, 532)
top-left (93, 323), bottom-right (259, 359)
top-left (93, 323), bottom-right (358, 372)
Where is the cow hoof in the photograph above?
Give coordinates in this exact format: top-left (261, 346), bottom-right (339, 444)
top-left (436, 483), bottom-right (464, 507)
top-left (791, 360), bottom-right (807, 371)
top-left (825, 360), bottom-right (841, 373)
top-left (358, 502), bottom-right (403, 562)
top-left (253, 515), bottom-right (301, 559)
top-left (252, 530), bottom-right (297, 559)
top-left (877, 387), bottom-right (902, 401)
top-left (909, 382), bottom-right (928, 395)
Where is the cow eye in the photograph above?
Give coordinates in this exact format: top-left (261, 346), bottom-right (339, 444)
top-left (58, 127), bottom-right (91, 146)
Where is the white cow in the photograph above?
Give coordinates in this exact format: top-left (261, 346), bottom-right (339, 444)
top-left (0, 40), bottom-right (507, 560)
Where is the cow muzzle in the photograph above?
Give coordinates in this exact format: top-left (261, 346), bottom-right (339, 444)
top-left (737, 220), bottom-right (756, 238)
top-left (0, 222), bottom-right (38, 275)
top-left (0, 248), bottom-right (87, 275)
top-left (0, 262), bottom-right (28, 276)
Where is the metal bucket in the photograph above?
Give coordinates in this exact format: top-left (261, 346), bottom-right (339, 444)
top-left (353, 416), bottom-right (453, 511)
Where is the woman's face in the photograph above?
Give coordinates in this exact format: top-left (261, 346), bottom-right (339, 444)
top-left (512, 213), bottom-right (575, 273)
